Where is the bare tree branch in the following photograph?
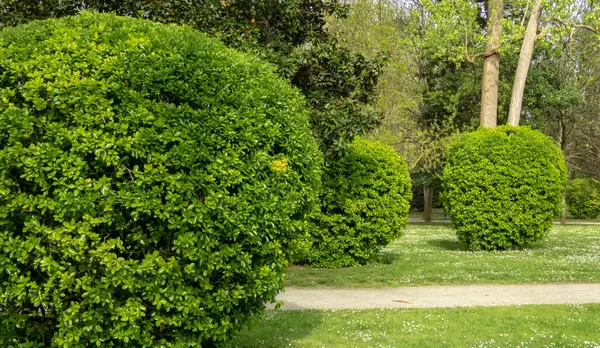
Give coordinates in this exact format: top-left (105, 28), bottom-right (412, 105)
top-left (550, 17), bottom-right (599, 34)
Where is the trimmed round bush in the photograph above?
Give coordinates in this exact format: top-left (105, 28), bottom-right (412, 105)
top-left (307, 138), bottom-right (412, 268)
top-left (0, 13), bottom-right (321, 346)
top-left (567, 178), bottom-right (600, 219)
top-left (442, 126), bottom-right (567, 251)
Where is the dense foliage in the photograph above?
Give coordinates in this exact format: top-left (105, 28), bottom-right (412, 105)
top-left (442, 126), bottom-right (567, 251)
top-left (0, 0), bottom-right (335, 45)
top-left (292, 41), bottom-right (385, 157)
top-left (307, 138), bottom-right (412, 268)
top-left (0, 0), bottom-right (385, 157)
top-left (0, 13), bottom-right (321, 346)
top-left (566, 178), bottom-right (600, 219)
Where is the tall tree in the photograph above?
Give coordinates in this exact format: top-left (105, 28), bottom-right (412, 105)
top-left (508, 0), bottom-right (543, 125)
top-left (414, 0), bottom-right (599, 128)
top-left (480, 0), bottom-right (504, 127)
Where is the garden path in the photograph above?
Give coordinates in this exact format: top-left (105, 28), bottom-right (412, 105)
top-left (272, 283), bottom-right (600, 310)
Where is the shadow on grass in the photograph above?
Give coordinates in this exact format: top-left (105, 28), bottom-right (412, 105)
top-left (428, 238), bottom-right (551, 252)
top-left (427, 238), bottom-right (468, 251)
top-left (375, 251), bottom-right (400, 265)
top-left (229, 310), bottom-right (324, 348)
top-left (407, 221), bottom-right (452, 226)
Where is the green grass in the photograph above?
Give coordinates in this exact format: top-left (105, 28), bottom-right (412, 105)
top-left (285, 224), bottom-right (600, 287)
top-left (230, 304), bottom-right (600, 347)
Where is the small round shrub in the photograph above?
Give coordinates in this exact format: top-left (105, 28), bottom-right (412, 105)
top-left (307, 138), bottom-right (412, 268)
top-left (442, 126), bottom-right (567, 251)
top-left (0, 13), bottom-right (321, 346)
top-left (566, 178), bottom-right (600, 219)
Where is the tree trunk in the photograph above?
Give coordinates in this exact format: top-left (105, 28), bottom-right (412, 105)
top-left (507, 0), bottom-right (543, 126)
top-left (423, 186), bottom-right (433, 223)
top-left (561, 190), bottom-right (567, 225)
top-left (480, 0), bottom-right (504, 128)
top-left (557, 114), bottom-right (568, 225)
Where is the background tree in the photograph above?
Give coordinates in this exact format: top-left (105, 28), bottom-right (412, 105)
top-left (327, 0), bottom-right (443, 218)
top-left (330, 0), bottom-right (599, 218)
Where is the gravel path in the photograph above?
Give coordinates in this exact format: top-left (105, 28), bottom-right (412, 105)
top-left (273, 283), bottom-right (600, 310)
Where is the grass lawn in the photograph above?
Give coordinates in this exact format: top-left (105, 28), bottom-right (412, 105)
top-left (230, 304), bottom-right (600, 347)
top-left (285, 224), bottom-right (600, 288)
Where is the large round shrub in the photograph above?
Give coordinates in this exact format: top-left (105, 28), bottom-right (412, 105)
top-left (0, 13), bottom-right (321, 346)
top-left (307, 138), bottom-right (412, 268)
top-left (566, 178), bottom-right (600, 219)
top-left (442, 126), bottom-right (567, 251)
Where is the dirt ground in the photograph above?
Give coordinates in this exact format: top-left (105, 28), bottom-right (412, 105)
top-left (272, 283), bottom-right (600, 310)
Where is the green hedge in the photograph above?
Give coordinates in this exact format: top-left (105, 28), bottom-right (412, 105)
top-left (567, 178), bottom-right (600, 219)
top-left (442, 126), bottom-right (567, 251)
top-left (306, 138), bottom-right (412, 268)
top-left (0, 13), bottom-right (321, 346)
